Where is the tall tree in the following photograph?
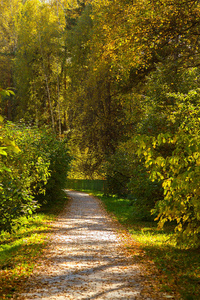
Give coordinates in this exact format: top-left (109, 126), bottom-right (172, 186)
top-left (65, 3), bottom-right (127, 177)
top-left (14, 0), bottom-right (66, 131)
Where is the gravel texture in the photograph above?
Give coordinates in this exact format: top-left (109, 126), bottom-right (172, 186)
top-left (16, 190), bottom-right (177, 300)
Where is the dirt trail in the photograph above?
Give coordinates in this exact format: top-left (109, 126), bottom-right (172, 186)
top-left (17, 191), bottom-right (177, 300)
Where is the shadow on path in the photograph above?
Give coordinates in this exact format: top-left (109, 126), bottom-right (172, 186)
top-left (17, 191), bottom-right (158, 299)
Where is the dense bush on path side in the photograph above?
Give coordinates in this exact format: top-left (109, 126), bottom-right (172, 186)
top-left (0, 121), bottom-right (71, 233)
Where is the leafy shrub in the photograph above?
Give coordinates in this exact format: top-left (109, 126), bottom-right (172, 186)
top-left (105, 146), bottom-right (134, 196)
top-left (135, 90), bottom-right (200, 248)
top-left (128, 164), bottom-right (163, 221)
top-left (36, 134), bottom-right (72, 204)
top-left (105, 142), bottom-right (162, 221)
top-left (0, 122), bottom-right (71, 232)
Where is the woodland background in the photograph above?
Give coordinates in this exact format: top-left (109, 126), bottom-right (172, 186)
top-left (1, 0), bottom-right (200, 249)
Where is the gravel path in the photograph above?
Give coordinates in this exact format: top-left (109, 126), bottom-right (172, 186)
top-left (17, 191), bottom-right (177, 300)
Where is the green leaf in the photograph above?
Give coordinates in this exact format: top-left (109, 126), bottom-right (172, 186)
top-left (0, 147), bottom-right (7, 156)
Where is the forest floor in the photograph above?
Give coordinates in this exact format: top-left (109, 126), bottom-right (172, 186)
top-left (14, 191), bottom-right (181, 300)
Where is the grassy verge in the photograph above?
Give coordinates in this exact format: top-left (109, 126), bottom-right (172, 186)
top-left (79, 190), bottom-right (200, 300)
top-left (0, 193), bottom-right (68, 300)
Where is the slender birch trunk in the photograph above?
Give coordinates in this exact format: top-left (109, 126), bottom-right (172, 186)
top-left (38, 32), bottom-right (55, 132)
top-left (57, 62), bottom-right (62, 139)
top-left (56, 0), bottom-right (63, 139)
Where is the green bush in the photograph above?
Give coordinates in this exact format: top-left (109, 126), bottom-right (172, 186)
top-left (105, 146), bottom-right (134, 196)
top-left (0, 122), bottom-right (71, 232)
top-left (36, 134), bottom-right (72, 204)
top-left (128, 164), bottom-right (163, 221)
top-left (104, 142), bottom-right (162, 221)
top-left (135, 90), bottom-right (200, 248)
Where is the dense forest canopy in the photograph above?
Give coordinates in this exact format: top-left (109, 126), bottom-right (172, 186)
top-left (1, 0), bottom-right (200, 247)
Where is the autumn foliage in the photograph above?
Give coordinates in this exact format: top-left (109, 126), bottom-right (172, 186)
top-left (0, 0), bottom-right (200, 247)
